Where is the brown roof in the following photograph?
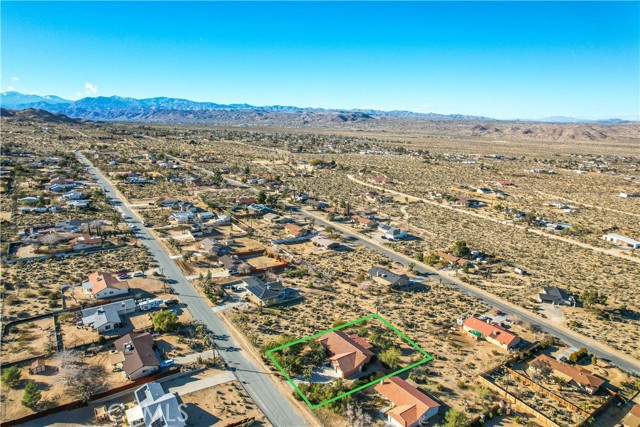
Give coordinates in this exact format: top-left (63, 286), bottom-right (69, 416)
top-left (375, 376), bottom-right (440, 427)
top-left (71, 234), bottom-right (103, 246)
top-left (114, 332), bottom-right (160, 376)
top-left (353, 215), bottom-right (376, 225)
top-left (31, 359), bottom-right (45, 368)
top-left (88, 271), bottom-right (129, 294)
top-left (462, 317), bottom-right (520, 348)
top-left (624, 404), bottom-right (640, 427)
top-left (438, 252), bottom-right (467, 266)
top-left (284, 223), bottom-right (306, 236)
top-left (318, 331), bottom-right (373, 377)
top-left (236, 196), bottom-right (256, 204)
top-left (532, 354), bottom-right (605, 390)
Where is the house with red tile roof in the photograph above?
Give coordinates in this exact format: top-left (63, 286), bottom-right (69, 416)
top-left (84, 271), bottom-right (130, 299)
top-left (462, 317), bottom-right (520, 350)
top-left (236, 196), bottom-right (257, 204)
top-left (529, 354), bottom-right (605, 395)
top-left (375, 376), bottom-right (440, 427)
top-left (318, 331), bottom-right (374, 378)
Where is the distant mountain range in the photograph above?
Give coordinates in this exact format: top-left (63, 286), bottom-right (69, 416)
top-left (0, 91), bottom-right (623, 124)
top-left (2, 91), bottom-right (628, 125)
top-left (0, 91), bottom-right (489, 122)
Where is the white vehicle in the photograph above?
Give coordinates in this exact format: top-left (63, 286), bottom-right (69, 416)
top-left (137, 298), bottom-right (163, 311)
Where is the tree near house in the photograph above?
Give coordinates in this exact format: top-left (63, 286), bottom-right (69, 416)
top-left (152, 310), bottom-right (179, 332)
top-left (443, 409), bottom-right (469, 427)
top-left (530, 358), bottom-right (553, 382)
top-left (580, 289), bottom-right (607, 311)
top-left (452, 240), bottom-right (470, 257)
top-left (379, 347), bottom-right (402, 369)
top-left (21, 380), bottom-right (41, 409)
top-left (257, 190), bottom-right (267, 204)
top-left (1, 365), bottom-right (22, 388)
top-left (304, 340), bottom-right (327, 367)
top-left (303, 366), bottom-right (314, 383)
top-left (139, 261), bottom-right (149, 273)
top-left (63, 364), bottom-right (108, 402)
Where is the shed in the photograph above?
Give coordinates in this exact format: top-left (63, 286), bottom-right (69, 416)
top-left (29, 358), bottom-right (47, 374)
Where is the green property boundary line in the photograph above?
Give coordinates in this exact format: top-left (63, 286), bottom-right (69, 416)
top-left (265, 312), bottom-right (433, 409)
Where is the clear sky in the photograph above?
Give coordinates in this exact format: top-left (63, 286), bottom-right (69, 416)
top-left (2, 1), bottom-right (639, 119)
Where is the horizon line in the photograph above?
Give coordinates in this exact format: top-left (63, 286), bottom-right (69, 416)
top-left (2, 90), bottom-right (638, 122)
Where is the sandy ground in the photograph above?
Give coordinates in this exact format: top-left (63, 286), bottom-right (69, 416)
top-left (1, 317), bottom-right (56, 363)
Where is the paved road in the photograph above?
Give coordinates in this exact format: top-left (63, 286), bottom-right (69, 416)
top-left (76, 153), bottom-right (307, 427)
top-left (298, 208), bottom-right (640, 376)
top-left (171, 154), bottom-right (640, 374)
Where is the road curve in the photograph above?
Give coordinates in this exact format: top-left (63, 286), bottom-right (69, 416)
top-left (75, 152), bottom-right (308, 427)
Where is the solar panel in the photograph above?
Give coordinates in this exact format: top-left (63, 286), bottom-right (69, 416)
top-left (135, 387), bottom-right (147, 402)
top-left (150, 417), bottom-right (166, 427)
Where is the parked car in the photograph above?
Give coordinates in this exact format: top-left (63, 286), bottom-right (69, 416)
top-left (164, 299), bottom-right (178, 306)
top-left (133, 271), bottom-right (144, 277)
top-left (160, 359), bottom-right (174, 368)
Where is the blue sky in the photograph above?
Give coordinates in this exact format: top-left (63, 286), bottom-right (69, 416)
top-left (2, 1), bottom-right (639, 119)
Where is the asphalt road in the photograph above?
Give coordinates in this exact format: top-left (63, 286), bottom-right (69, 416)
top-left (159, 155), bottom-right (640, 374)
top-left (297, 208), bottom-right (640, 376)
top-left (76, 153), bottom-right (307, 427)
top-left (173, 153), bottom-right (640, 374)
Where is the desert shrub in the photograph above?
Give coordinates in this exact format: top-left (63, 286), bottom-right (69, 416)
top-left (1, 365), bottom-right (22, 388)
top-left (21, 381), bottom-right (41, 409)
top-left (151, 310), bottom-right (179, 332)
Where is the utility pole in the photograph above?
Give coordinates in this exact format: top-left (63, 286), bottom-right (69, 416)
top-left (160, 267), bottom-right (167, 293)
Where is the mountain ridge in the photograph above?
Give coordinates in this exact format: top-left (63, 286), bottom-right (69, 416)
top-left (3, 91), bottom-right (630, 124)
